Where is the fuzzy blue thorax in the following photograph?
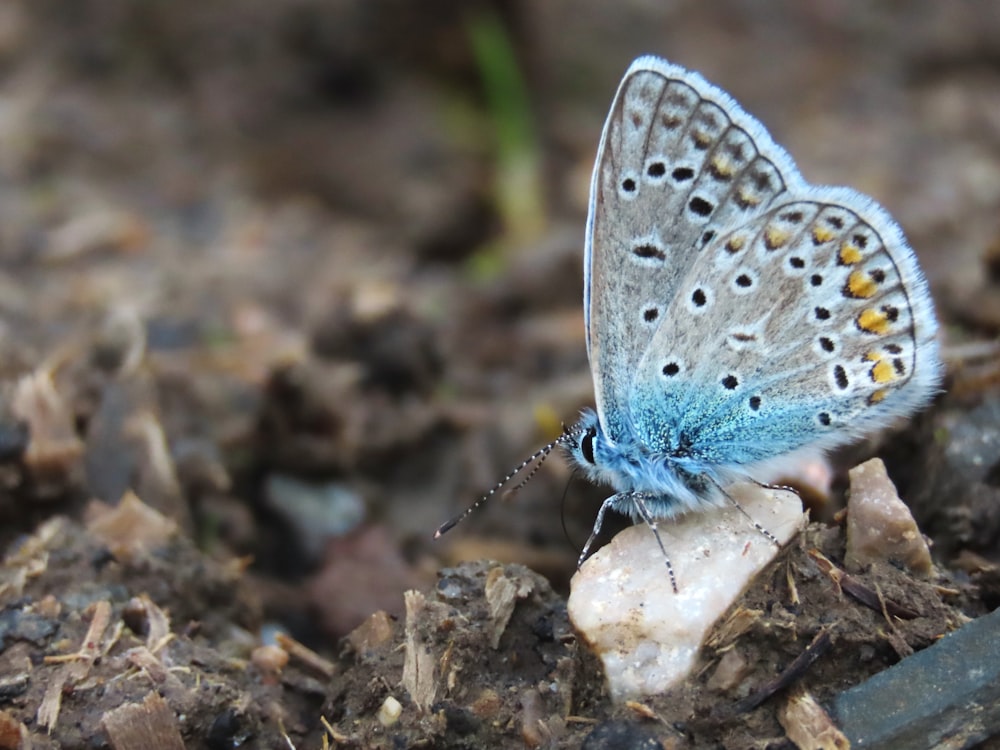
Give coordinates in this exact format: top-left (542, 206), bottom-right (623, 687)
top-left (565, 408), bottom-right (729, 522)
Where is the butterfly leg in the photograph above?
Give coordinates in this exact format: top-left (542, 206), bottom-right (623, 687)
top-left (720, 480), bottom-right (784, 547)
top-left (578, 491), bottom-right (679, 593)
top-left (577, 493), bottom-right (620, 569)
top-left (631, 492), bottom-right (678, 593)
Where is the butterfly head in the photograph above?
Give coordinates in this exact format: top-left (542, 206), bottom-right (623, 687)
top-left (563, 408), bottom-right (636, 493)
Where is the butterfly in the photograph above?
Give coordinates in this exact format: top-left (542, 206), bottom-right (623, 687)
top-left (439, 56), bottom-right (942, 589)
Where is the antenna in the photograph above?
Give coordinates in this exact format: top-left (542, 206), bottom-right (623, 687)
top-left (433, 426), bottom-right (582, 539)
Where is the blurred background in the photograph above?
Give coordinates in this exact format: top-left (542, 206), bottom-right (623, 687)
top-left (1, 0), bottom-right (998, 644)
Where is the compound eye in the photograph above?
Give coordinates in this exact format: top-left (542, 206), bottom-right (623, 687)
top-left (581, 426), bottom-right (597, 465)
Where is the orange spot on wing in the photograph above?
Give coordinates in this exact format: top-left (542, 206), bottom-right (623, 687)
top-left (812, 225), bottom-right (836, 244)
top-left (725, 235), bottom-right (746, 254)
top-left (857, 308), bottom-right (890, 334)
top-left (765, 226), bottom-right (790, 250)
top-left (871, 359), bottom-right (896, 384)
top-left (868, 388), bottom-right (889, 404)
top-left (692, 130), bottom-right (712, 148)
top-left (710, 155), bottom-right (735, 179)
top-left (846, 270), bottom-right (879, 299)
top-left (839, 243), bottom-right (863, 265)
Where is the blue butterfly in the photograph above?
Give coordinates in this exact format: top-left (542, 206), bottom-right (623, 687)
top-left (439, 57), bottom-right (942, 588)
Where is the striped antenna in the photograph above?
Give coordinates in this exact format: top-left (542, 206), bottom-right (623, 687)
top-left (434, 426), bottom-right (582, 539)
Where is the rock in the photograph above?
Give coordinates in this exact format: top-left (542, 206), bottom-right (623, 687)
top-left (567, 483), bottom-right (804, 702)
top-left (845, 458), bottom-right (933, 576)
top-left (833, 606), bottom-right (1000, 749)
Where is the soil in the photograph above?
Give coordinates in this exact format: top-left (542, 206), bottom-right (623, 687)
top-left (0, 2), bottom-right (999, 748)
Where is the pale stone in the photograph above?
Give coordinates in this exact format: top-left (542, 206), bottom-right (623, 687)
top-left (377, 696), bottom-right (402, 727)
top-left (844, 458), bottom-right (933, 576)
top-left (706, 647), bottom-right (751, 692)
top-left (567, 484), bottom-right (804, 702)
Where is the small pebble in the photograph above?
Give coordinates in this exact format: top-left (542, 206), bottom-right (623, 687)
top-left (706, 648), bottom-right (751, 693)
top-left (845, 458), bottom-right (932, 576)
top-left (377, 696), bottom-right (402, 727)
top-left (251, 645), bottom-right (289, 684)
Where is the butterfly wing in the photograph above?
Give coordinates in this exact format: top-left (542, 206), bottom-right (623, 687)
top-left (587, 61), bottom-right (945, 474)
top-left (632, 190), bottom-right (941, 472)
top-left (585, 56), bottom-right (794, 444)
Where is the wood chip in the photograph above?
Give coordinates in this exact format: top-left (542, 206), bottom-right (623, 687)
top-left (85, 491), bottom-right (179, 562)
top-left (779, 688), bottom-right (849, 750)
top-left (39, 600), bottom-right (112, 732)
top-left (485, 566), bottom-right (533, 649)
top-left (401, 590), bottom-right (436, 712)
top-left (11, 370), bottom-right (84, 480)
top-left (102, 692), bottom-right (186, 750)
top-left (274, 632), bottom-right (335, 679)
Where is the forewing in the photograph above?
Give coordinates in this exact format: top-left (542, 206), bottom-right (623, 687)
top-left (585, 57), bottom-right (793, 443)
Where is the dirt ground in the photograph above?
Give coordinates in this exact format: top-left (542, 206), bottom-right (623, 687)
top-left (0, 2), bottom-right (999, 748)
